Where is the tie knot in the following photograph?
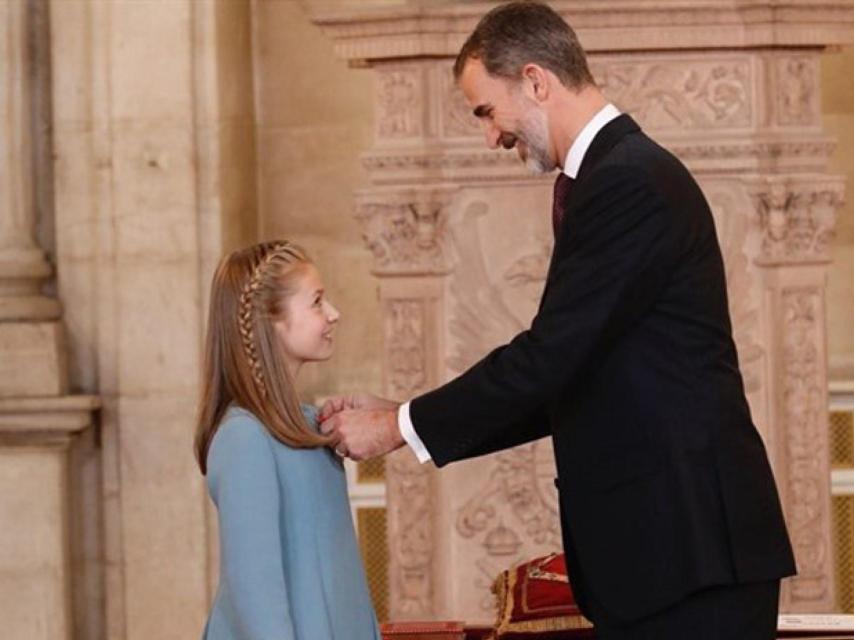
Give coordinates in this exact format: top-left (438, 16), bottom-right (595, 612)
top-left (554, 172), bottom-right (573, 199)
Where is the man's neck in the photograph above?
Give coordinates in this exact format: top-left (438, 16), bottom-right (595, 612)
top-left (550, 86), bottom-right (609, 170)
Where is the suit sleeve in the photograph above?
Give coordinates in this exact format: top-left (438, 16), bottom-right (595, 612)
top-left (207, 417), bottom-right (295, 639)
top-left (411, 167), bottom-right (672, 466)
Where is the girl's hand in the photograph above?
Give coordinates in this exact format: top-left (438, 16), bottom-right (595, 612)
top-left (319, 393), bottom-right (398, 423)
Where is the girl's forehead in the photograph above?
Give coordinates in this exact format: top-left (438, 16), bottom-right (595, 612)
top-left (294, 262), bottom-right (322, 290)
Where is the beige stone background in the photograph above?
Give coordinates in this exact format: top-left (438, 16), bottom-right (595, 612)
top-left (1, 0), bottom-right (853, 639)
top-left (255, 0), bottom-right (381, 401)
top-left (824, 47), bottom-right (854, 380)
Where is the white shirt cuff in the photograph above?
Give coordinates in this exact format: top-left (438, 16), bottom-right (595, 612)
top-left (398, 402), bottom-right (432, 463)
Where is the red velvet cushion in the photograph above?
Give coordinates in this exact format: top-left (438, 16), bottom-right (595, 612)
top-left (492, 553), bottom-right (593, 639)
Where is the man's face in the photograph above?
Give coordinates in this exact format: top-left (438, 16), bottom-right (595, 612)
top-left (459, 58), bottom-right (556, 174)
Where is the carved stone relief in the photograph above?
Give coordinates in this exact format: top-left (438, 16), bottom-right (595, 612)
top-left (355, 190), bottom-right (453, 275)
top-left (383, 294), bottom-right (436, 618)
top-left (440, 67), bottom-right (479, 139)
top-left (376, 68), bottom-right (423, 139)
top-left (776, 56), bottom-right (819, 127)
top-left (442, 197), bottom-right (561, 612)
top-left (750, 179), bottom-right (844, 264)
top-left (385, 300), bottom-right (427, 397)
top-left (456, 442), bottom-right (561, 611)
top-left (589, 56), bottom-right (753, 130)
top-left (445, 198), bottom-right (550, 374)
top-left (387, 449), bottom-right (434, 617)
top-left (780, 287), bottom-right (832, 605)
top-left (701, 183), bottom-right (766, 429)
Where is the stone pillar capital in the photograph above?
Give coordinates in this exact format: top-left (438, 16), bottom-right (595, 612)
top-left (355, 187), bottom-right (457, 276)
top-left (748, 176), bottom-right (845, 265)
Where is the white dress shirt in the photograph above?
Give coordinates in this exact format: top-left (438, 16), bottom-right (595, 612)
top-left (399, 103), bottom-right (622, 464)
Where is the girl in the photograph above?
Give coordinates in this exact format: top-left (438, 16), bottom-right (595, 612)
top-left (194, 241), bottom-right (381, 640)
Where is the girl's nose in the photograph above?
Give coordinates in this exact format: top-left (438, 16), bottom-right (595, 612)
top-left (326, 301), bottom-right (341, 323)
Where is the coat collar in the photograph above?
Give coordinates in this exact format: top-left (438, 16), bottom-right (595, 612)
top-left (573, 114), bottom-right (641, 185)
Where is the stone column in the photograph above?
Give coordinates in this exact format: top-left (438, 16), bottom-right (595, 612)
top-left (355, 186), bottom-right (455, 618)
top-left (0, 0), bottom-right (65, 397)
top-left (0, 2), bottom-right (101, 638)
top-left (0, 396), bottom-right (99, 640)
top-left (315, 1), bottom-right (854, 620)
top-left (751, 174), bottom-right (845, 611)
top-left (48, 0), bottom-right (259, 637)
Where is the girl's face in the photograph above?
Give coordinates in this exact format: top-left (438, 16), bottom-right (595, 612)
top-left (274, 263), bottom-right (340, 375)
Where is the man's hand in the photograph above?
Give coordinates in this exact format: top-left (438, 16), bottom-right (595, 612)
top-left (319, 392), bottom-right (399, 423)
top-left (320, 409), bottom-right (404, 461)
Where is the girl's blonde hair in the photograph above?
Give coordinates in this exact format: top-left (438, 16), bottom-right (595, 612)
top-left (194, 240), bottom-right (332, 474)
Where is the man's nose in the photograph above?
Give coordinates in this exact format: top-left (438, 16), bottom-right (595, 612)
top-left (483, 122), bottom-right (501, 150)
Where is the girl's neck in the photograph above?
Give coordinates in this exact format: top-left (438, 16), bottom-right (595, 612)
top-left (287, 360), bottom-right (302, 380)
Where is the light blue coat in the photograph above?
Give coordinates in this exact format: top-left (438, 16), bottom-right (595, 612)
top-left (202, 405), bottom-right (381, 640)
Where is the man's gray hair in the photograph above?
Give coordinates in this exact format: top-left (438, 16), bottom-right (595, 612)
top-left (453, 1), bottom-right (595, 90)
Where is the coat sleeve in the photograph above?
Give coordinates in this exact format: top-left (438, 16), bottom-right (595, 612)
top-left (411, 167), bottom-right (673, 466)
top-left (207, 416), bottom-right (296, 639)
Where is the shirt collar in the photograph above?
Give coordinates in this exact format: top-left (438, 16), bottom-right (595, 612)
top-left (562, 103), bottom-right (621, 179)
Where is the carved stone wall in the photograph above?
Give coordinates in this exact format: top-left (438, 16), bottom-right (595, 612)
top-left (316, 1), bottom-right (854, 621)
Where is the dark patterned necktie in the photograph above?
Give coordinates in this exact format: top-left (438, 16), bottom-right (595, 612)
top-left (552, 172), bottom-right (574, 238)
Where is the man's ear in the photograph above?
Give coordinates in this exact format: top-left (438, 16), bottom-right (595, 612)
top-left (521, 63), bottom-right (550, 102)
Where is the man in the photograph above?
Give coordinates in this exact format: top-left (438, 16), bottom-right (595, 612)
top-left (321, 2), bottom-right (796, 638)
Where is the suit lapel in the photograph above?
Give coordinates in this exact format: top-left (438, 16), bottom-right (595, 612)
top-left (538, 114), bottom-right (642, 310)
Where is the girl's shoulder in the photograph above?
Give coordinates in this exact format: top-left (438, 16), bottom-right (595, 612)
top-left (216, 403), bottom-right (321, 443)
top-left (210, 407), bottom-right (273, 457)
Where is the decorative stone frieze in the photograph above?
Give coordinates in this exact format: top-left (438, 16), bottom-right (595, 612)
top-left (362, 139), bottom-right (838, 185)
top-left (591, 56), bottom-right (754, 130)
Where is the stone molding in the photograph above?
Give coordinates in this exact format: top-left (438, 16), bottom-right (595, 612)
top-left (312, 1), bottom-right (854, 64)
top-left (749, 177), bottom-right (845, 265)
top-left (363, 138), bottom-right (838, 184)
top-left (0, 395), bottom-right (99, 447)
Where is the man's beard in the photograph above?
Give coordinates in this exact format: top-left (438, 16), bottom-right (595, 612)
top-left (516, 107), bottom-right (555, 175)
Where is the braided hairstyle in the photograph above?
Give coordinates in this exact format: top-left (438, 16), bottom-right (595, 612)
top-left (237, 241), bottom-right (304, 397)
top-left (194, 240), bottom-right (332, 473)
